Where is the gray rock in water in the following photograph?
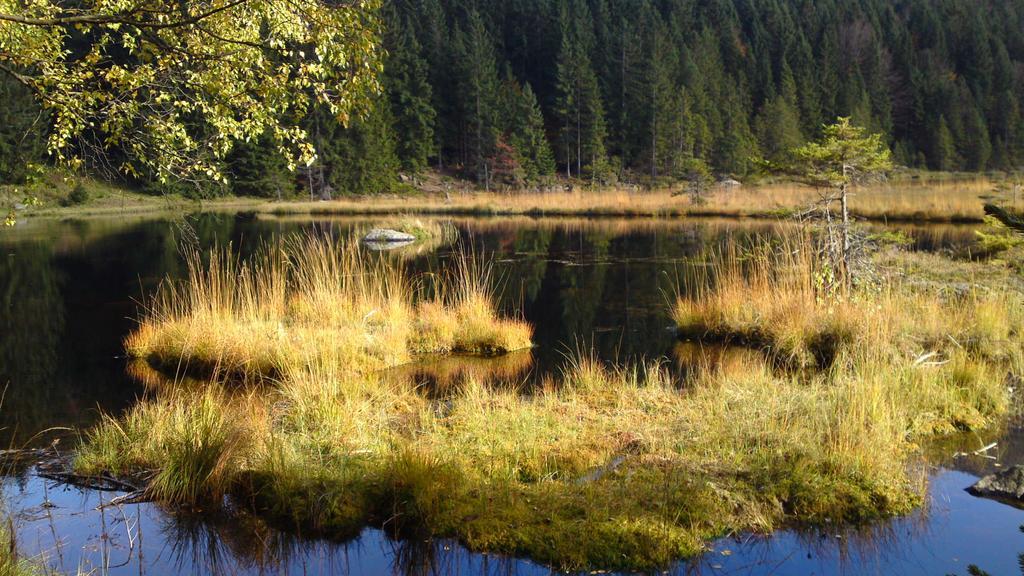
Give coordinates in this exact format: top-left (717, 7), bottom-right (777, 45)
top-left (13, 203), bottom-right (27, 211)
top-left (363, 239), bottom-right (415, 252)
top-left (967, 465), bottom-right (1024, 502)
top-left (362, 228), bottom-right (416, 243)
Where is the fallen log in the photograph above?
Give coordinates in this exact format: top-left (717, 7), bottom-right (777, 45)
top-left (984, 203), bottom-right (1024, 233)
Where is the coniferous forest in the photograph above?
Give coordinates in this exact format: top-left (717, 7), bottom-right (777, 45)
top-left (3, 0), bottom-right (1024, 196)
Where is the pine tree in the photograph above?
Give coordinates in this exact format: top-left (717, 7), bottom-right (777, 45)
top-left (794, 117), bottom-right (893, 286)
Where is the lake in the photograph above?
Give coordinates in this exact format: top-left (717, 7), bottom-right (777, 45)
top-left (1, 212), bottom-right (1021, 575)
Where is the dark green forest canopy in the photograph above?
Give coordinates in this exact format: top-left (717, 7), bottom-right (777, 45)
top-left (3, 0), bottom-right (1024, 194)
top-left (399, 0), bottom-right (1024, 182)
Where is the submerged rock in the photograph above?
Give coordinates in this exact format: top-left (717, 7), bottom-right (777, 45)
top-left (967, 465), bottom-right (1024, 503)
top-left (362, 228), bottom-right (416, 243)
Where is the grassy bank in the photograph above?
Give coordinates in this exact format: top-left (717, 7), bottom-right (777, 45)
top-left (73, 232), bottom-right (1023, 571)
top-left (260, 178), bottom-right (1006, 223)
top-left (4, 169), bottom-right (1013, 224)
top-left (1, 171), bottom-right (267, 220)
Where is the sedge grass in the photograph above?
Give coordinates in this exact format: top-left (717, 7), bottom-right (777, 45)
top-left (78, 347), bottom-right (993, 570)
top-left (126, 234), bottom-right (532, 382)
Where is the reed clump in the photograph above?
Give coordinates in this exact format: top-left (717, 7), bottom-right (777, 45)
top-left (676, 236), bottom-right (1024, 375)
top-left (675, 234), bottom-right (1020, 435)
top-left (125, 235), bottom-right (532, 381)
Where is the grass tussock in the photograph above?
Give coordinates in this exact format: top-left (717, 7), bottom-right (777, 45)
top-left (674, 234), bottom-right (1021, 436)
top-left (125, 234), bottom-right (532, 381)
top-left (76, 230), bottom-right (1024, 571)
top-left (675, 236), bottom-right (1023, 377)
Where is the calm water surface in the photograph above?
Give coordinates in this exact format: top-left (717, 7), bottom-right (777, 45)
top-left (0, 212), bottom-right (1020, 575)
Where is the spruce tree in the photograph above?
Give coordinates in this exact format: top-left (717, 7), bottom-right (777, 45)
top-left (502, 81), bottom-right (555, 184)
top-left (634, 12), bottom-right (680, 181)
top-left (312, 97), bottom-right (399, 195)
top-left (555, 14), bottom-right (608, 182)
top-left (755, 96), bottom-right (804, 166)
top-left (385, 16), bottom-right (436, 173)
top-left (375, 0), bottom-right (1024, 180)
top-left (932, 115), bottom-right (958, 171)
top-left (453, 10), bottom-right (500, 185)
top-left (226, 132), bottom-right (294, 198)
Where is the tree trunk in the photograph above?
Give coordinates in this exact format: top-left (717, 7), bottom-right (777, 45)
top-left (840, 171), bottom-right (851, 288)
top-left (576, 98), bottom-right (582, 179)
top-left (651, 79), bottom-right (657, 181)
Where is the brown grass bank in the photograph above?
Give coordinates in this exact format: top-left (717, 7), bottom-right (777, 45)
top-left (260, 179), bottom-right (1007, 223)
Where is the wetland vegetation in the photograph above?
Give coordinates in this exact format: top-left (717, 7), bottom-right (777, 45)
top-left (62, 221), bottom-right (1024, 571)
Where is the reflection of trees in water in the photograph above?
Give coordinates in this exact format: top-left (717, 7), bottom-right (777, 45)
top-left (157, 504), bottom-right (543, 576)
top-left (547, 229), bottom-right (613, 356)
top-left (0, 213), bottom-right (256, 446)
top-left (0, 241), bottom-right (64, 445)
top-left (506, 228), bottom-right (552, 306)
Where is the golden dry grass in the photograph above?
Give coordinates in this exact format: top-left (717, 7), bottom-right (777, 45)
top-left (674, 235), bottom-right (1021, 432)
top-left (259, 178), bottom-right (1013, 222)
top-left (125, 234), bottom-right (532, 381)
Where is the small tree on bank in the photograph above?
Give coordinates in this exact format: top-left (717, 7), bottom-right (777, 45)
top-left (793, 117), bottom-right (893, 288)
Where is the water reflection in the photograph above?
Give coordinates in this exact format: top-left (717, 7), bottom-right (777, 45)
top-left (385, 350), bottom-right (536, 396)
top-left (7, 465), bottom-right (1024, 575)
